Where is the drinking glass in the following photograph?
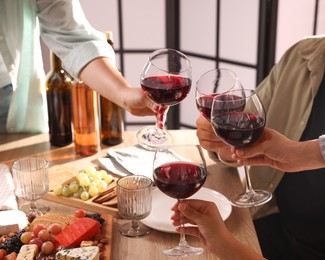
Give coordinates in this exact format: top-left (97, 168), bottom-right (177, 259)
top-left (117, 175), bottom-right (153, 237)
top-left (196, 68), bottom-right (242, 122)
top-left (12, 157), bottom-right (49, 216)
top-left (211, 89), bottom-right (272, 207)
top-left (136, 49), bottom-right (192, 150)
top-left (153, 144), bottom-right (207, 257)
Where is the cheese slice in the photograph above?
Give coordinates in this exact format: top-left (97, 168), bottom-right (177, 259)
top-left (16, 244), bottom-right (39, 260)
top-left (0, 210), bottom-right (28, 235)
top-left (55, 246), bottom-right (99, 260)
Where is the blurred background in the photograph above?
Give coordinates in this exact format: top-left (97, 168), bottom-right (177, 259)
top-left (41, 0), bottom-right (325, 131)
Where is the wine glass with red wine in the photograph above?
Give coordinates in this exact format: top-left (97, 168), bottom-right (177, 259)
top-left (153, 144), bottom-right (207, 257)
top-left (211, 89), bottom-right (272, 207)
top-left (196, 68), bottom-right (242, 122)
top-left (136, 49), bottom-right (192, 150)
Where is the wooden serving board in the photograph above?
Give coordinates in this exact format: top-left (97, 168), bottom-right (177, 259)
top-left (43, 165), bottom-right (119, 217)
top-left (101, 214), bottom-right (114, 260)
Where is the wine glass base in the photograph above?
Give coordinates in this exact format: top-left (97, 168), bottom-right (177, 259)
top-left (163, 245), bottom-right (204, 257)
top-left (119, 222), bottom-right (151, 237)
top-left (230, 190), bottom-right (272, 208)
top-left (136, 126), bottom-right (173, 151)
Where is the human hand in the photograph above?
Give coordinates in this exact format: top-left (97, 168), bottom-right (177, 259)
top-left (171, 199), bottom-right (231, 256)
top-left (122, 88), bottom-right (168, 120)
top-left (171, 199), bottom-right (265, 259)
top-left (231, 128), bottom-right (324, 172)
top-left (196, 116), bottom-right (228, 153)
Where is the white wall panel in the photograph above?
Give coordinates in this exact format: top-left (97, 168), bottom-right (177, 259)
top-left (80, 0), bottom-right (120, 47)
top-left (181, 57), bottom-right (216, 127)
top-left (122, 0), bottom-right (165, 49)
top-left (219, 0), bottom-right (259, 64)
top-left (275, 0), bottom-right (314, 61)
top-left (219, 62), bottom-right (257, 90)
top-left (180, 0), bottom-right (217, 56)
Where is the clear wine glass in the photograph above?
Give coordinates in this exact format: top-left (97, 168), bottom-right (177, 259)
top-left (153, 144), bottom-right (207, 257)
top-left (12, 157), bottom-right (49, 216)
top-left (117, 175), bottom-right (153, 237)
top-left (136, 48), bottom-right (192, 150)
top-left (211, 89), bottom-right (272, 207)
top-left (195, 68), bottom-right (242, 122)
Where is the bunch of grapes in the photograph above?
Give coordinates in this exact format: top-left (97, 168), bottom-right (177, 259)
top-left (53, 166), bottom-right (113, 201)
top-left (19, 223), bottom-right (62, 255)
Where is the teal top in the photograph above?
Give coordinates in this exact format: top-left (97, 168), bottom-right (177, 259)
top-left (0, 0), bottom-right (114, 133)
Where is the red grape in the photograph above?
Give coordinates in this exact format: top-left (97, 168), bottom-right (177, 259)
top-left (20, 231), bottom-right (34, 244)
top-left (48, 223), bottom-right (62, 235)
top-left (38, 229), bottom-right (50, 241)
top-left (41, 241), bottom-right (54, 255)
top-left (33, 224), bottom-right (47, 237)
top-left (74, 209), bottom-right (86, 218)
top-left (29, 237), bottom-right (43, 251)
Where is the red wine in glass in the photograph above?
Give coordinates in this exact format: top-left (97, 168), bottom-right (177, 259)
top-left (196, 93), bottom-right (245, 121)
top-left (195, 68), bottom-right (242, 121)
top-left (153, 144), bottom-right (207, 257)
top-left (141, 75), bottom-right (191, 106)
top-left (211, 89), bottom-right (272, 208)
top-left (211, 112), bottom-right (265, 147)
top-left (136, 49), bottom-right (192, 150)
top-left (153, 161), bottom-right (207, 199)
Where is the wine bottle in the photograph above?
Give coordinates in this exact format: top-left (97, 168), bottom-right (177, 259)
top-left (100, 31), bottom-right (124, 146)
top-left (71, 80), bottom-right (100, 156)
top-left (46, 52), bottom-right (73, 147)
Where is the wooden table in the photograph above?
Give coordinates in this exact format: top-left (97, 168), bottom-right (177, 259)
top-left (0, 130), bottom-right (261, 260)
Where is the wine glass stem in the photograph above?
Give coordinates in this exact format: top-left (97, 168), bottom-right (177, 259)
top-left (178, 199), bottom-right (189, 247)
top-left (155, 107), bottom-right (168, 129)
top-left (243, 165), bottom-right (255, 196)
top-left (131, 219), bottom-right (139, 231)
top-left (29, 200), bottom-right (37, 211)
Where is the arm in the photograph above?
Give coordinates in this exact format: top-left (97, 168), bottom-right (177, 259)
top-left (232, 128), bottom-right (325, 172)
top-left (37, 0), bottom-right (159, 117)
top-left (171, 200), bottom-right (265, 260)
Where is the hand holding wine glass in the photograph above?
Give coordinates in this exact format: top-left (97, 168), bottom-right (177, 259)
top-left (136, 49), bottom-right (192, 150)
top-left (210, 89), bottom-right (272, 207)
top-left (153, 144), bottom-right (207, 257)
top-left (12, 157), bottom-right (49, 216)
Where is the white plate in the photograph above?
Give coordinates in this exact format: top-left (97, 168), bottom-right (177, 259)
top-left (142, 187), bottom-right (232, 233)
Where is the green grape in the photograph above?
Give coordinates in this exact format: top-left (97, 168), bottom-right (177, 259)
top-left (77, 172), bottom-right (88, 181)
top-left (69, 182), bottom-right (80, 193)
top-left (53, 185), bottom-right (62, 195)
top-left (80, 191), bottom-right (90, 201)
top-left (98, 169), bottom-right (108, 179)
top-left (104, 174), bottom-right (113, 184)
top-left (97, 180), bottom-right (107, 193)
top-left (88, 186), bottom-right (99, 197)
top-left (85, 165), bottom-right (96, 176)
top-left (88, 182), bottom-right (98, 190)
top-left (61, 185), bottom-right (71, 197)
top-left (79, 176), bottom-right (91, 187)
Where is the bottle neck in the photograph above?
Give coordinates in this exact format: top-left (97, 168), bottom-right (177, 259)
top-left (51, 52), bottom-right (63, 72)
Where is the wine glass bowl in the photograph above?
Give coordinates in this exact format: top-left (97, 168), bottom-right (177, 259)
top-left (153, 144), bottom-right (207, 257)
top-left (211, 89), bottom-right (272, 207)
top-left (136, 49), bottom-right (192, 150)
top-left (117, 175), bottom-right (153, 237)
top-left (12, 157), bottom-right (49, 216)
top-left (195, 68), bottom-right (242, 121)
